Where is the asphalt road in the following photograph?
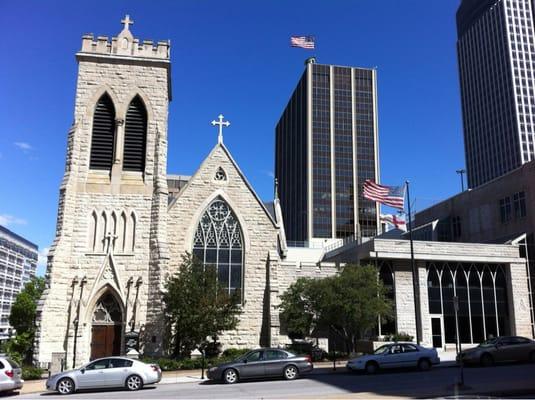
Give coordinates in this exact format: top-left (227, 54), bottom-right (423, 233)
top-left (15, 363), bottom-right (535, 399)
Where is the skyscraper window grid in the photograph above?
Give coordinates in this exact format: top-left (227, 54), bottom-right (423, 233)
top-left (457, 0), bottom-right (535, 187)
top-left (312, 64), bottom-right (333, 238)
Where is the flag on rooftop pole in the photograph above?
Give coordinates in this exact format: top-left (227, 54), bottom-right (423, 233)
top-left (363, 180), bottom-right (405, 210)
top-left (290, 35), bottom-right (315, 49)
top-left (380, 214), bottom-right (407, 232)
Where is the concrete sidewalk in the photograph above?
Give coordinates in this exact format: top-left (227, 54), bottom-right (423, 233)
top-left (17, 352), bottom-right (460, 395)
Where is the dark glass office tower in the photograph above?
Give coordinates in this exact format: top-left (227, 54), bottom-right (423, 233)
top-left (275, 59), bottom-right (379, 243)
top-left (457, 0), bottom-right (535, 188)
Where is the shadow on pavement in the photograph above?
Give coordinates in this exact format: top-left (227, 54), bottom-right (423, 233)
top-left (36, 386), bottom-right (157, 396)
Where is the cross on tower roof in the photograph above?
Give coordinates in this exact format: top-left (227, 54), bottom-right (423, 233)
top-left (211, 114), bottom-right (230, 144)
top-left (121, 14), bottom-right (134, 31)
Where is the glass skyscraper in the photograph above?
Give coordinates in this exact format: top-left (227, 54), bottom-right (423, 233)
top-left (275, 59), bottom-right (379, 244)
top-left (457, 0), bottom-right (535, 188)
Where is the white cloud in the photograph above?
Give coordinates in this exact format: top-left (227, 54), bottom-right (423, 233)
top-left (13, 142), bottom-right (33, 151)
top-left (0, 214), bottom-right (27, 227)
top-left (38, 247), bottom-right (50, 269)
top-left (264, 170), bottom-right (275, 178)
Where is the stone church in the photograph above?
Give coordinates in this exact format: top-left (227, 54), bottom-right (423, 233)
top-left (35, 17), bottom-right (310, 367)
top-left (36, 17), bottom-right (535, 367)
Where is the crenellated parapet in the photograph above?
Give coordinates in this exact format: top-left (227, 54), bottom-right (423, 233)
top-left (78, 15), bottom-right (170, 60)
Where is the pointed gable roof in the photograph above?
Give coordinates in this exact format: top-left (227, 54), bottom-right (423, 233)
top-left (169, 142), bottom-right (278, 229)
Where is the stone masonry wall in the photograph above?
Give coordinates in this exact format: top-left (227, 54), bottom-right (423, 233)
top-left (507, 262), bottom-right (534, 338)
top-left (36, 46), bottom-right (169, 365)
top-left (166, 144), bottom-right (280, 350)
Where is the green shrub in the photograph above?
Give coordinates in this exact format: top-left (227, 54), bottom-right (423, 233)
top-left (221, 348), bottom-right (250, 360)
top-left (180, 358), bottom-right (205, 370)
top-left (384, 332), bottom-right (414, 342)
top-left (22, 366), bottom-right (43, 380)
top-left (156, 358), bottom-right (181, 371)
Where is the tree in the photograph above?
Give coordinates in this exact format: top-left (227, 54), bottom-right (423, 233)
top-left (279, 278), bottom-right (315, 340)
top-left (5, 276), bottom-right (46, 364)
top-left (279, 264), bottom-right (393, 353)
top-left (163, 254), bottom-right (241, 358)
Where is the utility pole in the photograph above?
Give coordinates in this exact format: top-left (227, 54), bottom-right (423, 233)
top-left (453, 296), bottom-right (465, 387)
top-left (456, 169), bottom-right (466, 192)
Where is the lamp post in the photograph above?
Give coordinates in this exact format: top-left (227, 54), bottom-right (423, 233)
top-left (456, 169), bottom-right (466, 192)
top-left (72, 276), bottom-right (87, 369)
top-left (453, 295), bottom-right (464, 387)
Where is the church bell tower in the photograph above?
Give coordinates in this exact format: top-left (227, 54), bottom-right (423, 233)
top-left (36, 16), bottom-right (171, 366)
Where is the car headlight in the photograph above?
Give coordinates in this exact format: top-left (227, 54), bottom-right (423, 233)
top-left (209, 367), bottom-right (217, 372)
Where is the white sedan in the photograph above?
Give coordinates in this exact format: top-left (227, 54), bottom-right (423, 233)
top-left (346, 342), bottom-right (440, 374)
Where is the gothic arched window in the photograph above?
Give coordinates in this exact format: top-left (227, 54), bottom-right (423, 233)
top-left (192, 198), bottom-right (243, 301)
top-left (123, 95), bottom-right (147, 172)
top-left (92, 293), bottom-right (122, 325)
top-left (89, 93), bottom-right (116, 170)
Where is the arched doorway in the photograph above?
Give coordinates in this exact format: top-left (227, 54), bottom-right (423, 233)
top-left (90, 292), bottom-right (123, 360)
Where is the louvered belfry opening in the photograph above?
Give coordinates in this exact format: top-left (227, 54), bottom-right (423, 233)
top-left (123, 96), bottom-right (148, 172)
top-left (89, 94), bottom-right (116, 170)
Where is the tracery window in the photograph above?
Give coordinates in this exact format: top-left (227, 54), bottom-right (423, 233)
top-left (214, 167), bottom-right (227, 181)
top-left (92, 293), bottom-right (122, 325)
top-left (192, 198), bottom-right (243, 301)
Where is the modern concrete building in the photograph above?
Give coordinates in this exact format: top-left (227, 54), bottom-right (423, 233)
top-left (323, 238), bottom-right (533, 348)
top-left (275, 59), bottom-right (380, 245)
top-left (0, 226), bottom-right (38, 339)
top-left (412, 160), bottom-right (535, 338)
top-left (457, 0), bottom-right (535, 188)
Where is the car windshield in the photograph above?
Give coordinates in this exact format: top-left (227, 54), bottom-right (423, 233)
top-left (479, 338), bottom-right (498, 347)
top-left (374, 345), bottom-right (390, 355)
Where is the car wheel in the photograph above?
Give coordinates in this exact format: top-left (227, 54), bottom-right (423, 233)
top-left (223, 368), bottom-right (238, 384)
top-left (57, 377), bottom-right (75, 395)
top-left (283, 365), bottom-right (299, 380)
top-left (365, 361), bottom-right (379, 375)
top-left (125, 374), bottom-right (143, 391)
top-left (418, 358), bottom-right (431, 371)
top-left (480, 353), bottom-right (494, 367)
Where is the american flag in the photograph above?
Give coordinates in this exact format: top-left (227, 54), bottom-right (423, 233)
top-left (290, 36), bottom-right (315, 49)
top-left (380, 214), bottom-right (407, 232)
top-left (363, 180), bottom-right (405, 210)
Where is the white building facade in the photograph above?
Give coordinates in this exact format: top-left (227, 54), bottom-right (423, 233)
top-left (0, 226), bottom-right (38, 339)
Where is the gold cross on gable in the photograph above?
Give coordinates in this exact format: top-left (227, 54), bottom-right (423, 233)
top-left (211, 114), bottom-right (230, 144)
top-left (121, 15), bottom-right (134, 31)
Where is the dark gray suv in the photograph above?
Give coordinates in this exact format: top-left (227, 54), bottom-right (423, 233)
top-left (207, 348), bottom-right (313, 384)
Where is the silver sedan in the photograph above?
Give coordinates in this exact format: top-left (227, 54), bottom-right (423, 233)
top-left (346, 342), bottom-right (440, 374)
top-left (46, 357), bottom-right (162, 395)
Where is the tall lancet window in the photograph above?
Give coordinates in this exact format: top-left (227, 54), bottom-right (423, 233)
top-left (123, 95), bottom-right (147, 172)
top-left (89, 93), bottom-right (116, 170)
top-left (192, 198), bottom-right (243, 301)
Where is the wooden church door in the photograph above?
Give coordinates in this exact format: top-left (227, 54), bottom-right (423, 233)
top-left (90, 292), bottom-right (123, 360)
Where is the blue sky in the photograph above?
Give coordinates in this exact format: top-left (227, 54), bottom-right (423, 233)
top-left (0, 0), bottom-right (464, 275)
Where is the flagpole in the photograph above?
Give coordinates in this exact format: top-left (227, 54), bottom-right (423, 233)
top-left (406, 180), bottom-right (422, 345)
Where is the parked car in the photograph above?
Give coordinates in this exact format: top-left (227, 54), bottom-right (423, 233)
top-left (458, 336), bottom-right (535, 367)
top-left (346, 342), bottom-right (440, 374)
top-left (0, 356), bottom-right (23, 393)
top-left (46, 357), bottom-right (161, 395)
top-left (285, 340), bottom-right (328, 361)
top-left (207, 348), bottom-right (313, 384)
